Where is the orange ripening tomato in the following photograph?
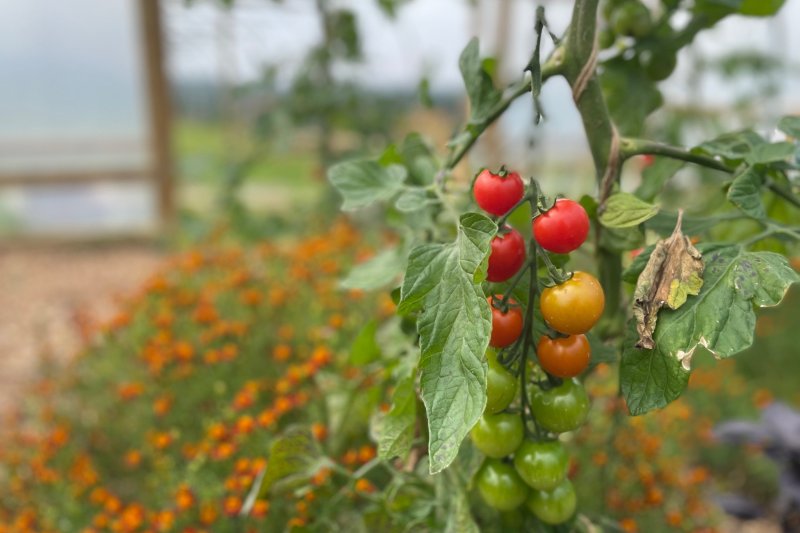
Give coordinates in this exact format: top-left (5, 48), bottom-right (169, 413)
top-left (537, 334), bottom-right (591, 378)
top-left (539, 272), bottom-right (604, 335)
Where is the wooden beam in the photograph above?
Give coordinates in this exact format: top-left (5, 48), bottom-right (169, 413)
top-left (0, 169), bottom-right (148, 187)
top-left (139, 0), bottom-right (175, 231)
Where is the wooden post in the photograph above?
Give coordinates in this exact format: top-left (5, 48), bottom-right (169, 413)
top-left (139, 0), bottom-right (174, 231)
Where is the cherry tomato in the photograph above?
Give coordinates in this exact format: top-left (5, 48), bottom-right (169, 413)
top-left (485, 349), bottom-right (518, 414)
top-left (487, 226), bottom-right (526, 282)
top-left (530, 378), bottom-right (590, 434)
top-left (641, 48), bottom-right (677, 82)
top-left (611, 1), bottom-right (652, 38)
top-left (539, 272), bottom-right (604, 335)
top-left (473, 168), bottom-right (525, 216)
top-left (526, 479), bottom-right (577, 525)
top-left (476, 459), bottom-right (529, 511)
top-left (537, 335), bottom-right (591, 378)
top-left (532, 199), bottom-right (590, 254)
top-left (513, 439), bottom-right (569, 491)
top-left (470, 412), bottom-right (524, 458)
top-left (488, 296), bottom-right (524, 348)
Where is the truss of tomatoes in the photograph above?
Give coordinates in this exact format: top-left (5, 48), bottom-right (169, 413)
top-left (470, 167), bottom-right (605, 525)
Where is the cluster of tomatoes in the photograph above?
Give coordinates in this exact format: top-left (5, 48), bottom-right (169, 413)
top-left (468, 168), bottom-right (606, 525)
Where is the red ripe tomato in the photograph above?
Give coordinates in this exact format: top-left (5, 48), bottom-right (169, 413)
top-left (537, 334), bottom-right (591, 378)
top-left (488, 296), bottom-right (524, 348)
top-left (533, 199), bottom-right (590, 254)
top-left (539, 272), bottom-right (604, 335)
top-left (473, 168), bottom-right (525, 216)
top-left (487, 226), bottom-right (526, 282)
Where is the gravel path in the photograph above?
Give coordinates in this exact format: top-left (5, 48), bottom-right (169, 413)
top-left (0, 246), bottom-right (163, 411)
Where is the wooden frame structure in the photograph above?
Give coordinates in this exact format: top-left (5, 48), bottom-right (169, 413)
top-left (0, 0), bottom-right (174, 240)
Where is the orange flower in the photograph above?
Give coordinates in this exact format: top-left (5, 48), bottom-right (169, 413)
top-left (199, 502), bottom-right (218, 525)
top-left (208, 423), bottom-right (227, 441)
top-left (354, 479), bottom-right (375, 493)
top-left (175, 484), bottom-right (195, 512)
top-left (310, 347), bottom-right (332, 367)
top-left (150, 432), bottom-right (173, 450)
top-left (252, 500), bottom-right (269, 518)
top-left (311, 423), bottom-right (327, 441)
top-left (118, 382), bottom-right (145, 401)
top-left (223, 496), bottom-right (242, 517)
top-left (358, 445), bottom-right (376, 464)
top-left (620, 518), bottom-right (638, 532)
top-left (235, 415), bottom-right (255, 435)
top-left (153, 395), bottom-right (172, 417)
top-left (257, 409), bottom-right (277, 428)
top-left (213, 442), bottom-right (236, 461)
top-left (174, 341), bottom-right (195, 362)
top-left (152, 509), bottom-right (175, 532)
top-left (273, 344), bottom-right (292, 362)
top-left (240, 288), bottom-right (263, 306)
top-left (124, 450), bottom-right (142, 468)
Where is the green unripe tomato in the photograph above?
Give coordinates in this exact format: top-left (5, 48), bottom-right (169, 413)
top-left (661, 0), bottom-right (681, 9)
top-left (485, 349), bottom-right (518, 414)
top-left (526, 479), bottom-right (577, 525)
top-left (513, 440), bottom-right (569, 491)
top-left (612, 1), bottom-right (652, 38)
top-left (640, 47), bottom-right (678, 82)
top-left (598, 27), bottom-right (617, 49)
top-left (470, 412), bottom-right (524, 458)
top-left (602, 0), bottom-right (627, 20)
top-left (530, 378), bottom-right (590, 433)
top-left (476, 459), bottom-right (529, 511)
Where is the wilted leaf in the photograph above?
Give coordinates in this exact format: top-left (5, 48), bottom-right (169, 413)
top-left (633, 212), bottom-right (704, 350)
top-left (622, 247), bottom-right (799, 414)
top-left (399, 213), bottom-right (496, 473)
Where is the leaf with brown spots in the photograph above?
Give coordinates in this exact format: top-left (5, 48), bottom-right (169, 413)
top-left (633, 211), bottom-right (704, 350)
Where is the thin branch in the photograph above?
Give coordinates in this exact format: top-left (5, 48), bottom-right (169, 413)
top-left (620, 137), bottom-right (731, 173)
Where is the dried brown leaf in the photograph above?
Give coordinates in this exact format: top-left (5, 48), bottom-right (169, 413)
top-left (633, 211), bottom-right (704, 349)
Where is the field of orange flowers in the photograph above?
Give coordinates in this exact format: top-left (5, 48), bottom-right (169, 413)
top-left (0, 217), bottom-right (797, 532)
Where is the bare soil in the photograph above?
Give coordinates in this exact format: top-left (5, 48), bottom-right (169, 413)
top-left (0, 245), bottom-right (163, 411)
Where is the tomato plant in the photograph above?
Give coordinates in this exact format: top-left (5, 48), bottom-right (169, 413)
top-left (321, 0), bottom-right (800, 530)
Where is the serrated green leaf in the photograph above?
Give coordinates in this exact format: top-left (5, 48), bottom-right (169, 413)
top-left (328, 160), bottom-right (406, 211)
top-left (778, 116), bottom-right (800, 138)
top-left (459, 38), bottom-right (502, 122)
top-left (636, 158), bottom-right (684, 202)
top-left (444, 488), bottom-right (479, 533)
top-left (378, 375), bottom-right (417, 461)
top-left (259, 427), bottom-right (322, 496)
top-left (728, 167), bottom-right (766, 219)
top-left (599, 193), bottom-right (659, 228)
top-left (746, 142), bottom-right (796, 164)
top-left (399, 213), bottom-right (497, 473)
top-left (598, 225), bottom-right (645, 253)
top-left (645, 211), bottom-right (738, 237)
top-left (341, 248), bottom-right (405, 290)
top-left (395, 187), bottom-right (437, 212)
top-left (622, 246), bottom-right (799, 414)
top-left (350, 321), bottom-right (381, 366)
top-left (693, 130), bottom-right (765, 161)
top-left (600, 58), bottom-right (662, 136)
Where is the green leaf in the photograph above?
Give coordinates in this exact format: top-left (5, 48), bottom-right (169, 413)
top-left (259, 427), bottom-right (322, 496)
top-left (350, 321), bottom-right (382, 366)
top-left (778, 116), bottom-right (800, 138)
top-left (746, 142), bottom-right (796, 164)
top-left (586, 333), bottom-right (618, 370)
top-left (739, 0), bottom-right (786, 16)
top-left (621, 246), bottom-right (799, 414)
top-left (728, 167), bottom-right (766, 219)
top-left (395, 187), bottom-right (437, 212)
top-left (645, 211), bottom-right (738, 237)
top-left (444, 488), bottom-right (480, 533)
top-left (598, 225), bottom-right (645, 253)
top-left (600, 58), bottom-right (662, 136)
top-left (328, 160), bottom-right (406, 211)
top-left (341, 247), bottom-right (405, 290)
top-left (399, 213), bottom-right (497, 473)
top-left (636, 158), bottom-right (684, 202)
top-left (599, 193), bottom-right (659, 228)
top-left (693, 130), bottom-right (765, 162)
top-left (378, 375), bottom-right (417, 462)
top-left (459, 38), bottom-right (502, 122)
top-left (620, 320), bottom-right (690, 416)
